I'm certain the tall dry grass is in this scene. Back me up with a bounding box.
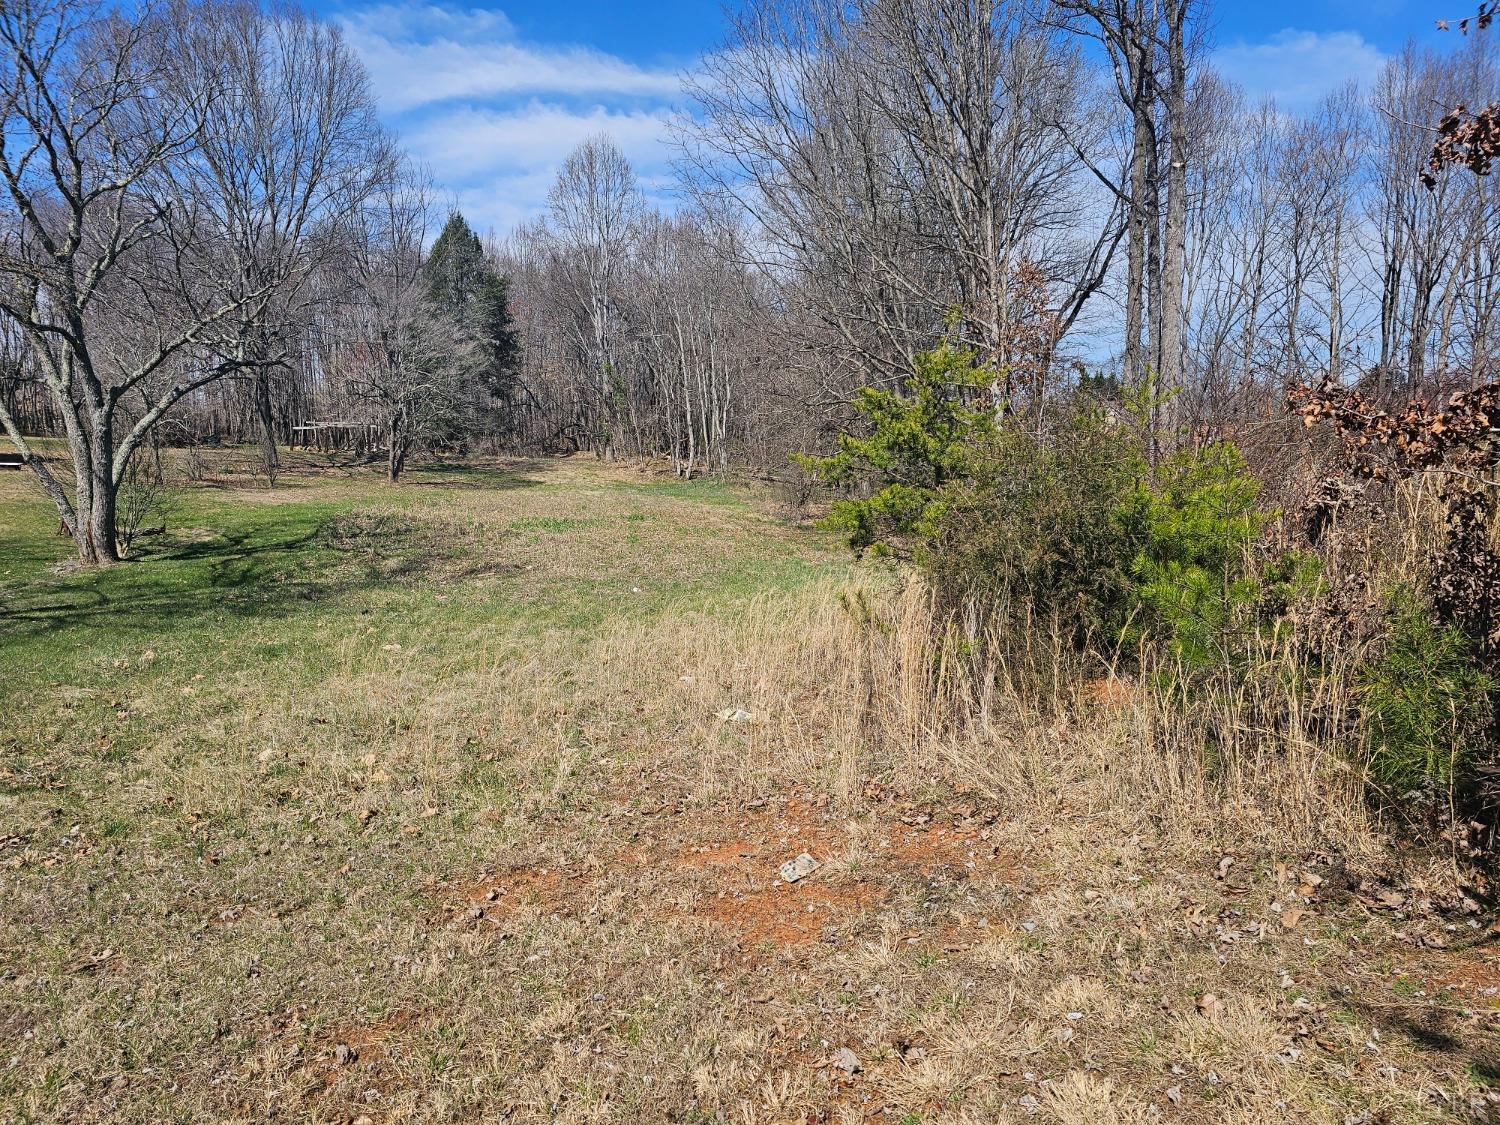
[830,580,1379,856]
[396,569,1385,864]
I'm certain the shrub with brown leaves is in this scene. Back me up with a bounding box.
[1287,380,1500,481]
[1427,5,1500,188]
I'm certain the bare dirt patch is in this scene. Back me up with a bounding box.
[1397,941,1500,1006]
[430,792,1017,959]
[303,1008,424,1090]
[1083,674,1136,708]
[695,878,885,948]
[879,818,1008,876]
[1432,950,1500,1002]
[442,865,571,926]
[669,796,840,867]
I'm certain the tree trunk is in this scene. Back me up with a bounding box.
[1159,15,1188,425]
[83,480,120,564]
[77,425,120,565]
[387,414,405,482]
[255,367,279,484]
[1124,99,1150,386]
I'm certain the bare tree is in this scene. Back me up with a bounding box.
[628,208,769,475]
[858,0,1119,401]
[545,135,640,460]
[493,217,593,452]
[1389,44,1500,390]
[325,173,471,482]
[0,0,390,563]
[0,0,207,563]
[173,1,397,485]
[680,0,1119,424]
[680,0,968,395]
[1053,0,1201,442]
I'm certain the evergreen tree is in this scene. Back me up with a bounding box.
[420,211,522,434]
[470,273,521,398]
[424,211,487,316]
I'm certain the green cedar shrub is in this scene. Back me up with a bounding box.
[1123,440,1267,668]
[1361,590,1494,797]
[793,341,996,556]
[923,405,1139,644]
[802,345,1275,664]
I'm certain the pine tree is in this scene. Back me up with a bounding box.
[421,211,522,436]
[424,212,487,317]
[470,273,521,398]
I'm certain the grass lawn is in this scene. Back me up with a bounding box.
[1,451,1497,1123]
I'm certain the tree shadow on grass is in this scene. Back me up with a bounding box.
[186,465,549,494]
[0,509,454,650]
[0,461,559,653]
[402,460,550,489]
[1339,950,1500,1096]
[1376,1006,1500,1093]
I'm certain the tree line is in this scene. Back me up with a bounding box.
[494,139,805,473]
[6,0,1500,567]
[499,0,1500,475]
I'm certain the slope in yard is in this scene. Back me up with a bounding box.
[1,455,1497,1123]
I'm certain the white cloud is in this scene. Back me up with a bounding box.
[405,103,681,235]
[338,4,682,114]
[343,3,515,42]
[334,1,687,234]
[1215,29,1387,113]
[405,102,678,177]
[447,177,553,238]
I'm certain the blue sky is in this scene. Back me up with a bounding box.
[316,0,1460,236]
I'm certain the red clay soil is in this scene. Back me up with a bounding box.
[879,820,1005,876]
[696,879,885,947]
[435,792,1013,955]
[262,1005,425,1094]
[1425,947,1500,1003]
[664,793,1011,950]
[662,797,873,948]
[449,867,567,922]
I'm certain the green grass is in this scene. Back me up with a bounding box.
[0,458,829,687]
[0,460,834,831]
[0,453,869,1121]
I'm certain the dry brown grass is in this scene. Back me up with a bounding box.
[1,455,1496,1123]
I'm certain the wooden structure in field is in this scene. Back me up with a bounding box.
[0,451,22,470]
[290,422,381,455]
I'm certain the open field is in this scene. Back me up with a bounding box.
[1,453,1499,1123]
